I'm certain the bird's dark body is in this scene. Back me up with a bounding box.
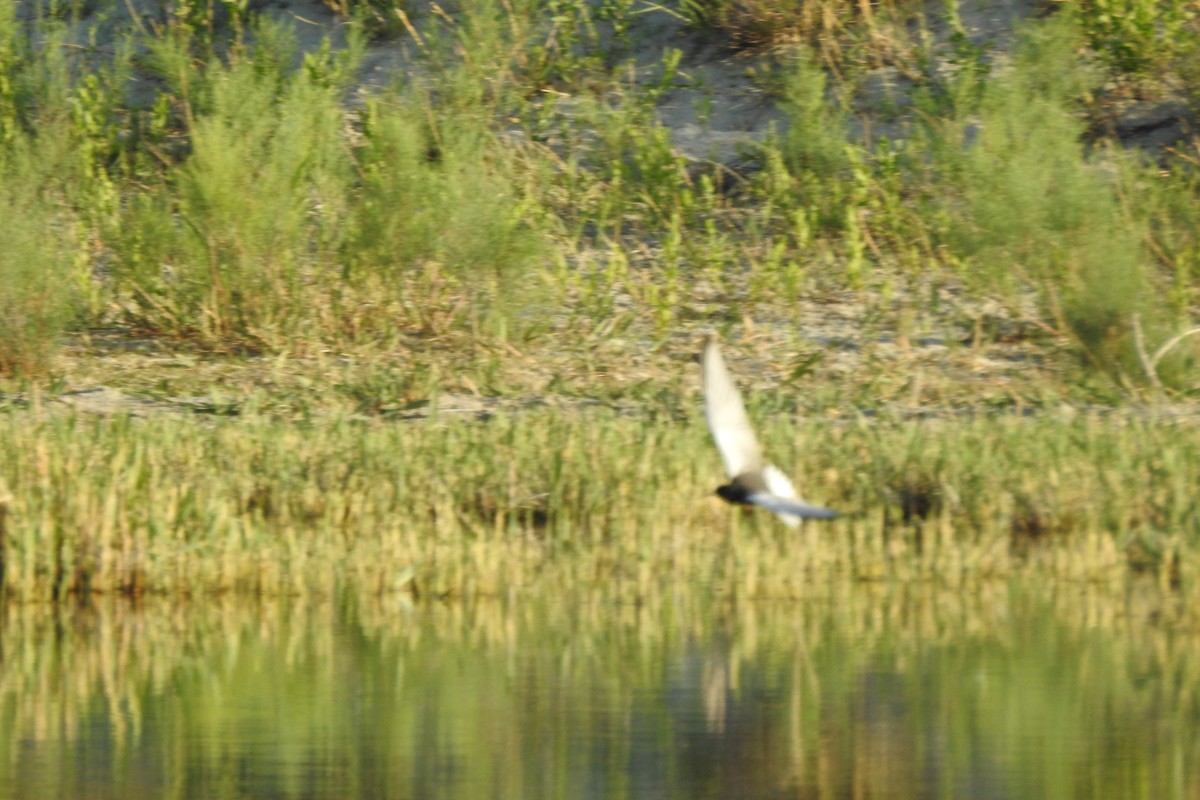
[715,484,746,504]
[715,473,768,505]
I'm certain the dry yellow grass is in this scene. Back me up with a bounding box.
[0,407,1197,601]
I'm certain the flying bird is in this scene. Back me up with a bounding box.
[702,335,837,527]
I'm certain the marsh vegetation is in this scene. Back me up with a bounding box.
[0,0,1199,601]
[3,4,1200,794]
[2,408,1199,601]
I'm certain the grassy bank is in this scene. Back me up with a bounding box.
[0,1,1198,600]
[1,408,1198,601]
[0,0,1196,391]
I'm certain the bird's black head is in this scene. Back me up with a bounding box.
[715,483,750,505]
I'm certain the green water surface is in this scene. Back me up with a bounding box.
[0,581,1195,799]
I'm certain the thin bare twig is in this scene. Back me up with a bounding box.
[1131,313,1161,391]
[1151,325,1200,372]
[1131,313,1200,392]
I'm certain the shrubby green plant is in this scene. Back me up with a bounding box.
[747,9,1199,386]
[0,151,80,377]
[774,48,852,221]
[0,1,22,147]
[321,0,407,37]
[345,93,546,339]
[1077,0,1198,79]
[755,47,935,291]
[113,21,355,348]
[0,8,126,375]
[939,16,1154,376]
[113,16,547,348]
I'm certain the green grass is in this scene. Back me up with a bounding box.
[0,172,79,376]
[0,0,1198,599]
[2,408,1199,601]
[937,17,1152,375]
[0,0,1195,382]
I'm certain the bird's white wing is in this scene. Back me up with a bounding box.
[757,464,836,526]
[746,491,839,524]
[703,337,764,478]
[762,463,798,499]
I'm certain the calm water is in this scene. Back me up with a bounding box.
[0,582,1197,799]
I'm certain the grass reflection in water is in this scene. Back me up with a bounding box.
[0,582,1196,800]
